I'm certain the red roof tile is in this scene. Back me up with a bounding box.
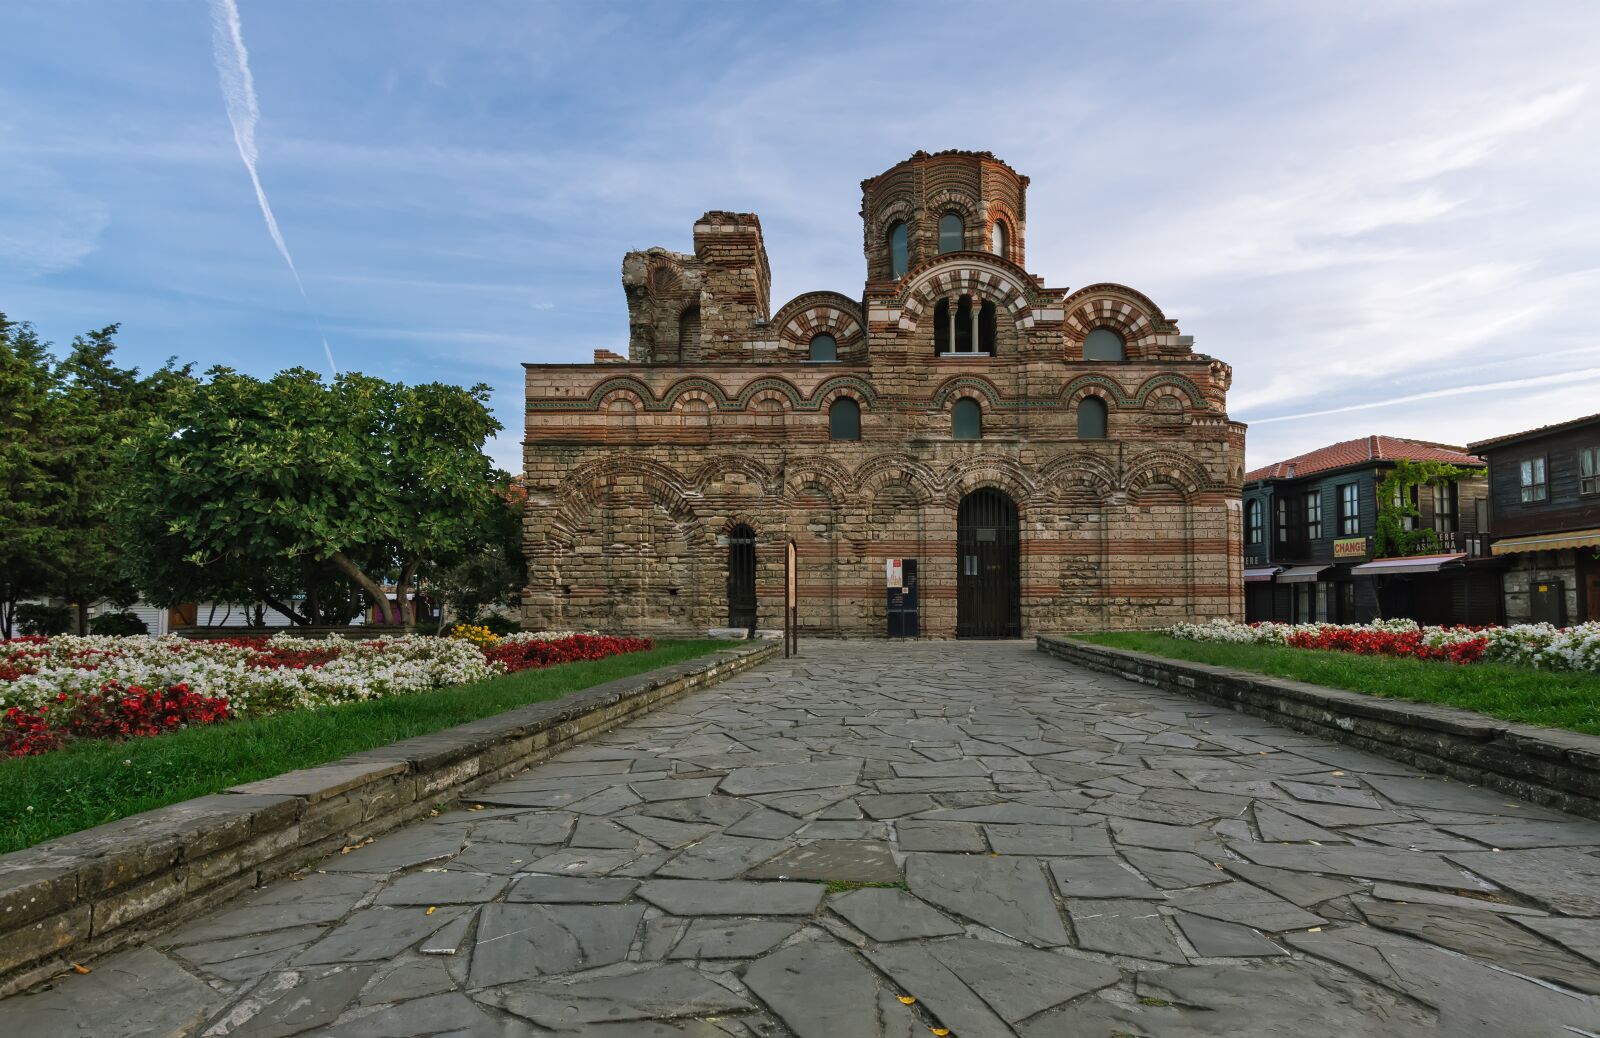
[1245,435,1483,483]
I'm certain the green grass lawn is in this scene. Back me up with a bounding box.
[0,639,727,853]
[1075,632,1600,737]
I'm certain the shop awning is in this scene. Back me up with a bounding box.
[1349,553,1466,576]
[1491,528,1600,556]
[1244,567,1280,584]
[1276,565,1328,584]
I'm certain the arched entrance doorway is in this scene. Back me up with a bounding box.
[726,523,757,634]
[957,488,1020,638]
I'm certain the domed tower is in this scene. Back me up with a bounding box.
[861,150,1028,283]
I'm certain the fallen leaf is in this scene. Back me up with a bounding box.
[931,1029,950,1036]
[426,906,436,915]
[897,995,916,1005]
[70,963,91,975]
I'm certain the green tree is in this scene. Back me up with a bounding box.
[117,368,505,626]
[0,317,65,638]
[0,315,191,636]
[429,477,527,624]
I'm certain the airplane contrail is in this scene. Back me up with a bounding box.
[1245,366,1600,425]
[209,0,338,376]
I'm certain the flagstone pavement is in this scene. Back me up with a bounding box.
[7,641,1600,1036]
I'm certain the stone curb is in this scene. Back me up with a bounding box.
[0,640,780,996]
[1037,636,1600,822]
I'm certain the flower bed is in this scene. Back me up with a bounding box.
[1168,619,1600,673]
[1,631,652,756]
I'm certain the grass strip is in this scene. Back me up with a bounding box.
[1,639,727,852]
[1074,632,1600,737]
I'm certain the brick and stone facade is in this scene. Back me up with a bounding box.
[523,150,1246,637]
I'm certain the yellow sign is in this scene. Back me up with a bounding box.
[1333,537,1368,559]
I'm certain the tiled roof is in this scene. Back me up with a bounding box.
[1467,411,1600,452]
[1245,435,1483,483]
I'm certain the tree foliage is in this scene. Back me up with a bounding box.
[1374,459,1473,558]
[0,314,192,637]
[116,368,506,626]
[429,478,527,624]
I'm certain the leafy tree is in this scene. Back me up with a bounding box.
[0,316,62,638]
[430,477,527,625]
[0,314,191,636]
[117,368,505,626]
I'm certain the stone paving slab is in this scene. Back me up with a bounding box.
[6,641,1600,1035]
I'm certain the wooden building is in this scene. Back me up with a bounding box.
[1468,413,1600,625]
[1242,436,1497,625]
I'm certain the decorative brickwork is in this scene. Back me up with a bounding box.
[525,150,1246,637]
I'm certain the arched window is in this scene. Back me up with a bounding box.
[1246,499,1263,545]
[934,296,998,355]
[829,397,861,441]
[952,398,981,440]
[808,333,837,362]
[1077,396,1108,439]
[1083,327,1126,362]
[991,220,1009,258]
[888,221,909,278]
[678,305,701,357]
[938,214,964,254]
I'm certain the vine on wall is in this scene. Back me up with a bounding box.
[1374,459,1472,558]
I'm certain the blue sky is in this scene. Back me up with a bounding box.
[3,1,1598,473]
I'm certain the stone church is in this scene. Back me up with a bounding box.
[522,150,1245,637]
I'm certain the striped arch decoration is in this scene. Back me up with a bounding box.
[1061,283,1172,361]
[1037,451,1119,497]
[1119,448,1215,495]
[897,258,1039,332]
[929,375,1003,410]
[1133,374,1207,410]
[1059,374,1133,407]
[852,453,941,504]
[940,456,1038,507]
[771,292,866,354]
[690,455,778,494]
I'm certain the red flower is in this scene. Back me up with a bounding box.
[481,634,653,674]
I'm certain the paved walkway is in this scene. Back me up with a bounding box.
[7,642,1600,1036]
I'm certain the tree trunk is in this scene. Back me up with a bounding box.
[75,598,88,636]
[331,551,397,626]
[396,560,420,627]
[0,597,13,640]
[301,558,323,626]
[260,593,307,626]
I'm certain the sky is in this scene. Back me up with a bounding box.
[3,0,1598,474]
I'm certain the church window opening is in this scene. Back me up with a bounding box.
[938,214,964,254]
[1077,396,1108,439]
[952,397,981,440]
[888,221,909,278]
[829,397,860,441]
[1083,327,1126,362]
[934,296,996,355]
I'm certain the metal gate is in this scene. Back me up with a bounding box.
[957,489,1020,638]
[727,524,757,634]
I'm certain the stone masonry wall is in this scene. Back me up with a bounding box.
[525,150,1246,637]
